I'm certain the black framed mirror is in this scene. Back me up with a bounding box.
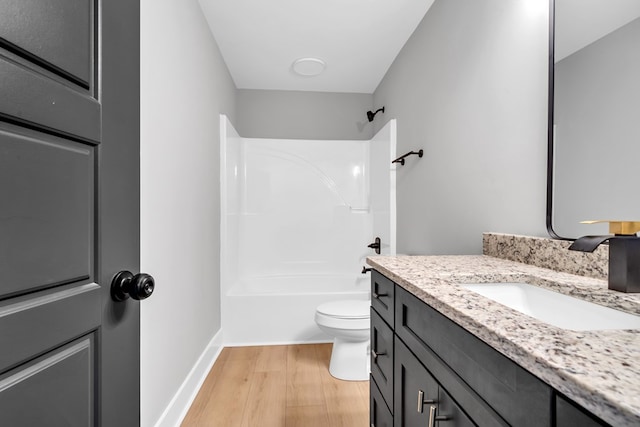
[546,0,640,240]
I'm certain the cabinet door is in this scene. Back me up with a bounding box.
[371,307,394,409]
[394,338,439,427]
[371,376,394,427]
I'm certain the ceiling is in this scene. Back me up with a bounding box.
[198,0,435,94]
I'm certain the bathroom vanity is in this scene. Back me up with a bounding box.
[368,234,640,427]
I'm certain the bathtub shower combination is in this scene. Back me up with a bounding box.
[220,115,396,345]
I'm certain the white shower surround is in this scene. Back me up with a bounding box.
[220,115,396,345]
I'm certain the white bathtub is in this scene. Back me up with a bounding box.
[220,116,395,346]
[223,274,370,345]
[229,274,369,295]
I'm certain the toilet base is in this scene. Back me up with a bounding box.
[328,337,370,381]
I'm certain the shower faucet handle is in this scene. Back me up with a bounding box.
[367,237,381,254]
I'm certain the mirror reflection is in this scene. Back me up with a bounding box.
[551,0,640,238]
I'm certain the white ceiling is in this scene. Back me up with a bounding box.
[198,0,435,94]
[555,0,640,62]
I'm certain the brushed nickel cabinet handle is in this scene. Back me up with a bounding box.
[372,349,386,361]
[417,390,435,413]
[428,405,437,427]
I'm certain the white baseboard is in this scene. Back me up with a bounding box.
[223,338,332,347]
[153,330,224,427]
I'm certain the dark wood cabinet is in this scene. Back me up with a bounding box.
[370,270,611,427]
[395,285,549,427]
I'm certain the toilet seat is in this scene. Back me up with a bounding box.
[316,300,370,319]
[315,300,370,330]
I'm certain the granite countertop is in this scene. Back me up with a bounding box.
[366,254,640,427]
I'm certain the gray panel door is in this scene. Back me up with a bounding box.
[0,0,142,425]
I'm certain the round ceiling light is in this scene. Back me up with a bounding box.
[292,57,326,77]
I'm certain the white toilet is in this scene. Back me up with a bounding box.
[315,299,370,381]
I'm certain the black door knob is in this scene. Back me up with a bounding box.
[111,271,155,302]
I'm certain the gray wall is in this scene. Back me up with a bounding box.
[140,0,236,424]
[553,18,640,238]
[237,89,374,140]
[373,0,549,255]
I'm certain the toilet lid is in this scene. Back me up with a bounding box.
[316,300,370,319]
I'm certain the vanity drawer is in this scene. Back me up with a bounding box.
[371,307,393,411]
[395,285,552,427]
[371,270,394,327]
[370,375,393,427]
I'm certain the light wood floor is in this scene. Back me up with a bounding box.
[181,343,369,427]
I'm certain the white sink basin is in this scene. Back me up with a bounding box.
[460,282,640,331]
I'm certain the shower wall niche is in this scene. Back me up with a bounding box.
[220,115,396,344]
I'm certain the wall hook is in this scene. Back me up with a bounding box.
[392,149,423,165]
